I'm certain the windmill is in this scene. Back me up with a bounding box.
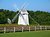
[7,3,29,25]
[18,9,29,25]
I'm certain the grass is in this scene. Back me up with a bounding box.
[0,24,37,27]
[0,24,50,27]
[0,24,18,26]
[0,30,50,37]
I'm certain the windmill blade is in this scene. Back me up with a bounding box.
[16,6,21,12]
[16,7,19,11]
[20,3,26,9]
[12,13,19,22]
[29,15,39,25]
[23,3,29,10]
[13,3,19,11]
[7,18,11,24]
[21,3,29,10]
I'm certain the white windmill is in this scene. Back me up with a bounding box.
[10,3,29,25]
[18,9,29,25]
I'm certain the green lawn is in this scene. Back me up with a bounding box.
[0,30,50,37]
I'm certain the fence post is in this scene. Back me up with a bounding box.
[22,27,24,32]
[14,27,15,32]
[4,27,6,34]
[29,26,30,32]
[45,26,47,30]
[40,26,42,30]
[35,26,36,31]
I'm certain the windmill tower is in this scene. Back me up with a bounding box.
[18,9,29,25]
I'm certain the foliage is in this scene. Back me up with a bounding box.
[0,9,50,25]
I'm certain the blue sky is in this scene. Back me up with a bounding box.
[0,0,50,12]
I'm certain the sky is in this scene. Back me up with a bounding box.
[0,0,50,12]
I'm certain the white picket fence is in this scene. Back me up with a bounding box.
[0,26,50,33]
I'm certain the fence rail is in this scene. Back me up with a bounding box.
[0,26,50,33]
